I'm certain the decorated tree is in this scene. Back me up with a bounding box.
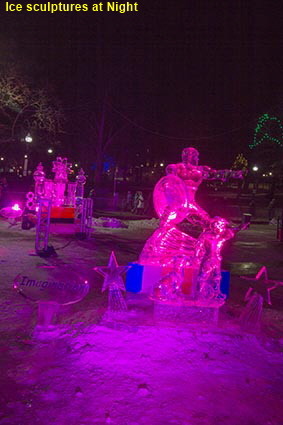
[232,153,248,171]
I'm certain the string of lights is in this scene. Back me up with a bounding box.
[250,113,283,149]
[107,103,250,142]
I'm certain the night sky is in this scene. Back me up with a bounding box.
[2,1,283,167]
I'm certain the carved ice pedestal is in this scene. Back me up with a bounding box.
[154,299,224,326]
[37,301,60,329]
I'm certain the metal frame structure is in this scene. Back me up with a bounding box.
[35,199,52,254]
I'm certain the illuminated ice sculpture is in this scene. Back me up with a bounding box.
[30,157,84,208]
[139,147,244,303]
[52,157,72,206]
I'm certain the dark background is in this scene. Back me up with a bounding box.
[1,0,283,169]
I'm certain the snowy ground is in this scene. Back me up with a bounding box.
[0,218,283,425]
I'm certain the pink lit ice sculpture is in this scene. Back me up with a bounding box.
[0,203,23,224]
[140,147,244,303]
[164,147,243,227]
[52,157,72,206]
[52,157,72,183]
[76,168,86,199]
[94,251,129,313]
[33,162,46,198]
[194,217,234,301]
[66,182,77,206]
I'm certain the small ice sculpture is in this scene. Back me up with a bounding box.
[194,217,235,301]
[14,265,90,330]
[240,266,283,331]
[52,157,72,206]
[52,157,72,183]
[0,203,23,225]
[33,162,46,198]
[94,251,129,313]
[76,168,87,199]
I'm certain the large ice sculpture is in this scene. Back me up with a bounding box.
[140,147,244,303]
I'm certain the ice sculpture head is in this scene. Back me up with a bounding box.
[210,217,228,234]
[182,147,199,166]
[210,216,234,241]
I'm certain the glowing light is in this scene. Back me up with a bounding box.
[12,203,21,211]
[0,157,4,161]
[24,154,28,159]
[160,163,164,167]
[25,133,33,143]
[252,165,259,172]
[48,148,53,154]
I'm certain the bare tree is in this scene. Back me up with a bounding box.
[84,100,127,184]
[0,68,64,144]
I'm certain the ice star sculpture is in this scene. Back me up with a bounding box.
[240,266,283,305]
[94,252,129,312]
[239,266,283,332]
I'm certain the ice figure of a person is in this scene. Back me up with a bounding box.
[194,217,235,301]
[164,147,243,227]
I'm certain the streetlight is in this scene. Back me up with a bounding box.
[47,148,53,154]
[23,133,33,176]
[252,165,259,193]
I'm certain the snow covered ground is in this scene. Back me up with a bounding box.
[0,218,283,425]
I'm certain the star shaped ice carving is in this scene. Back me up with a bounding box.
[240,266,283,305]
[94,251,129,292]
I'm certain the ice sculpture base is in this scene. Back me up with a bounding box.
[154,299,224,326]
[37,301,60,329]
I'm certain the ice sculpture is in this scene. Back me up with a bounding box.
[52,156,72,183]
[29,157,85,208]
[14,265,90,329]
[140,147,245,303]
[194,217,235,301]
[52,157,72,206]
[0,203,23,224]
[239,266,283,332]
[76,168,87,199]
[33,162,46,198]
[159,147,243,227]
[153,257,185,301]
[94,252,129,313]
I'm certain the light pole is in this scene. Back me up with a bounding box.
[252,165,259,193]
[23,133,33,176]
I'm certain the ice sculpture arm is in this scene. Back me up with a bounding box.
[202,167,244,181]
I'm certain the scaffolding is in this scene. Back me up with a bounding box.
[35,199,52,254]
